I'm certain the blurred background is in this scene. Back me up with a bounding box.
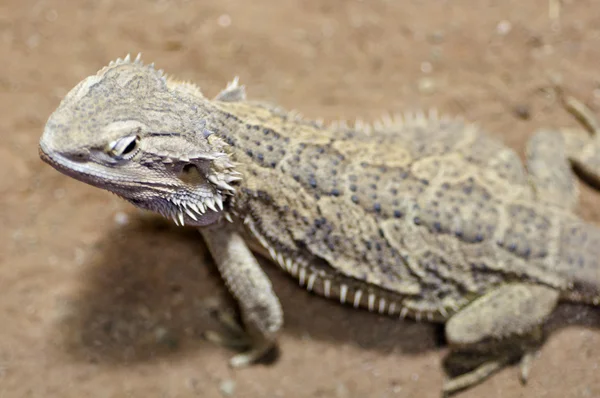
[1,0,600,397]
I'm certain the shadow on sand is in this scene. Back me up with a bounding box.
[57,214,441,365]
[56,214,600,370]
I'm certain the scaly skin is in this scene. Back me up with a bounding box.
[39,55,600,395]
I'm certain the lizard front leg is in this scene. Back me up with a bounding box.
[526,92,600,210]
[200,222,283,367]
[442,283,559,395]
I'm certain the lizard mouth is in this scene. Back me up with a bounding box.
[38,142,135,190]
[38,142,102,185]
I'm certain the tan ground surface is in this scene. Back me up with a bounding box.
[2,0,600,397]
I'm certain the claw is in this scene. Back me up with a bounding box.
[563,95,600,135]
[442,360,505,396]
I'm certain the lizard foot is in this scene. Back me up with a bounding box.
[442,359,507,396]
[202,304,276,368]
[442,348,539,396]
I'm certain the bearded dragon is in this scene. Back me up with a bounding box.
[38,54,600,395]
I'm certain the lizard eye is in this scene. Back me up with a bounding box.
[108,135,139,159]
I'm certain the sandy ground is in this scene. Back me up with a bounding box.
[2,0,600,397]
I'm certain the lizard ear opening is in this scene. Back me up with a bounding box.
[178,163,208,185]
[182,163,195,173]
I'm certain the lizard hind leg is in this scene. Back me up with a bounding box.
[442,283,559,395]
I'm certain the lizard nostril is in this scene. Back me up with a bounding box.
[67,152,88,162]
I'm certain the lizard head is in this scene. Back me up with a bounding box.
[39,54,241,226]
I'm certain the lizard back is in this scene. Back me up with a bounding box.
[209,100,599,320]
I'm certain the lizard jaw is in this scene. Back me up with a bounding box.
[41,143,234,228]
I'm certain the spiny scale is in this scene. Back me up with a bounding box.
[104,53,168,83]
[330,108,446,135]
[165,191,231,226]
[245,217,449,321]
